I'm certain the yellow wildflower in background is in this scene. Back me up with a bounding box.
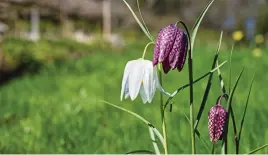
[252,48,263,57]
[255,34,265,44]
[232,30,244,41]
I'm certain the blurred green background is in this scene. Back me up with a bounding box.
[0,0,267,154]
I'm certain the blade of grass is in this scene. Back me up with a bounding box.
[196,130,211,153]
[221,68,244,154]
[149,126,161,154]
[164,61,227,110]
[247,144,268,154]
[216,59,239,154]
[100,100,149,124]
[228,44,234,93]
[181,109,211,152]
[100,100,164,151]
[217,61,238,139]
[152,127,165,147]
[189,1,214,152]
[194,32,223,131]
[191,0,215,54]
[180,108,211,152]
[237,73,255,153]
[122,0,153,42]
[136,0,154,41]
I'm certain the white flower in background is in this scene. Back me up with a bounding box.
[120,58,170,103]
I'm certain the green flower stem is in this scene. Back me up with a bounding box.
[188,50,196,154]
[158,64,168,155]
[142,42,155,59]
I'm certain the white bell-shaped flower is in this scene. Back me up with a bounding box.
[120,58,169,103]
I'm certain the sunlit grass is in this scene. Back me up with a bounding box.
[0,38,267,153]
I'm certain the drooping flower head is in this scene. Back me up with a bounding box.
[208,96,227,143]
[120,59,159,103]
[153,24,188,73]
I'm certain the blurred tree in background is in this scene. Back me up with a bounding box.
[0,0,267,36]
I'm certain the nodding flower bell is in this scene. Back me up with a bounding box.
[208,96,227,143]
[153,24,188,73]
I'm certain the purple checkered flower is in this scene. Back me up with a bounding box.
[153,24,188,73]
[208,104,227,143]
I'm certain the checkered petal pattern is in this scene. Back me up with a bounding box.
[208,105,227,143]
[153,24,188,73]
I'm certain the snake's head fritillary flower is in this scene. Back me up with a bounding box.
[208,104,227,143]
[120,59,161,103]
[153,24,188,73]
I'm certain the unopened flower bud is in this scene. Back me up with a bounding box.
[208,102,227,143]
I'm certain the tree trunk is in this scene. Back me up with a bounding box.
[103,0,111,40]
[30,6,40,41]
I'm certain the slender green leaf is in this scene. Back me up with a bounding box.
[122,0,153,42]
[216,59,239,154]
[216,61,238,139]
[238,73,255,141]
[149,126,161,154]
[195,130,211,153]
[126,150,155,154]
[247,144,268,154]
[221,68,244,154]
[191,0,215,54]
[164,61,227,110]
[216,60,227,94]
[136,0,154,41]
[217,61,238,139]
[228,44,234,93]
[100,100,149,124]
[194,32,223,130]
[152,127,165,147]
[179,108,210,152]
[101,100,164,152]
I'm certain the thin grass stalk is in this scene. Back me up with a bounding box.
[149,126,161,154]
[228,44,234,93]
[237,73,255,153]
[164,61,227,110]
[188,1,215,152]
[217,61,239,154]
[247,144,268,154]
[220,68,244,154]
[136,0,154,41]
[181,108,211,152]
[194,32,223,131]
[101,100,165,151]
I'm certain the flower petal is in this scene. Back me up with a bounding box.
[208,105,227,142]
[158,24,178,62]
[128,59,144,101]
[120,60,135,101]
[124,84,130,99]
[139,85,148,103]
[149,67,157,103]
[142,60,154,103]
[162,58,171,74]
[177,33,188,71]
[169,30,184,69]
[153,29,164,66]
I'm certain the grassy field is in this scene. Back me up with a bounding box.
[0,37,267,153]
